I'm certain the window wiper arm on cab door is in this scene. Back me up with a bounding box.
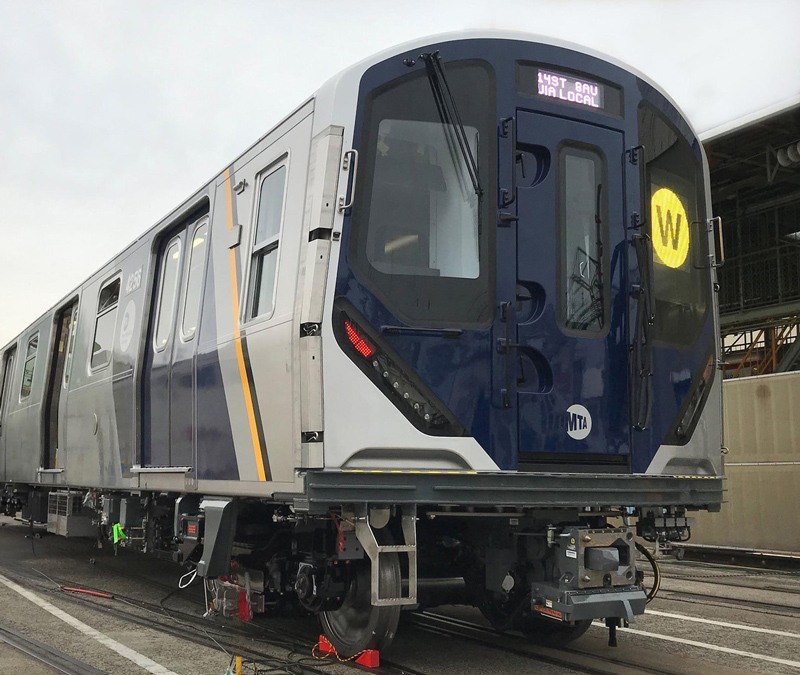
[420,51,483,199]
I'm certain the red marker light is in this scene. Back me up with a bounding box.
[344,320,376,359]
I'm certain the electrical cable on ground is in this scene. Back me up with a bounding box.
[23,565,334,675]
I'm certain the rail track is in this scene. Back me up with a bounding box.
[656,588,800,618]
[403,611,675,675]
[0,559,658,675]
[0,622,106,675]
[3,550,798,675]
[0,563,340,675]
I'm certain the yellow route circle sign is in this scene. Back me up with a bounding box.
[651,187,690,269]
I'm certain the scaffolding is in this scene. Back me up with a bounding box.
[722,317,800,378]
[718,200,800,316]
[717,195,800,378]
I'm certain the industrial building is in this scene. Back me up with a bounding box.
[692,99,800,553]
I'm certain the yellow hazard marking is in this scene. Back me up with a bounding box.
[224,168,268,482]
[651,187,690,269]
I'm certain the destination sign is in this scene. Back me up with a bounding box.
[537,69,605,109]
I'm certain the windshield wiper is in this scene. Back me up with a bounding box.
[594,182,605,328]
[631,231,654,430]
[420,51,483,198]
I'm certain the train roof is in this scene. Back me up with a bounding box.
[313,29,700,138]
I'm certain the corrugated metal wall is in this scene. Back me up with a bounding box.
[690,372,800,552]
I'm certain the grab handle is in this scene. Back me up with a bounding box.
[711,216,725,267]
[626,145,647,229]
[337,149,359,213]
[499,117,517,208]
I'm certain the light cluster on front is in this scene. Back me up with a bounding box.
[341,316,451,431]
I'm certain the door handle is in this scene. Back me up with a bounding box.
[497,338,524,354]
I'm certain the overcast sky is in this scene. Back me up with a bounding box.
[1,0,799,348]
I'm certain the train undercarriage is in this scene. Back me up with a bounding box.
[1,475,709,656]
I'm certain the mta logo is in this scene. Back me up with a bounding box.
[566,404,592,440]
[568,412,589,431]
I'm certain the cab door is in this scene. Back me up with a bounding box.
[511,111,630,464]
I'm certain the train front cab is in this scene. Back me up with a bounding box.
[314,37,724,654]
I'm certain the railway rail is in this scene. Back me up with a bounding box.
[404,612,674,675]
[657,589,800,618]
[0,562,426,675]
[0,622,106,675]
[653,560,800,617]
[0,563,664,675]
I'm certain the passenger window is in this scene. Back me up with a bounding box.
[62,303,79,388]
[250,164,287,318]
[154,238,182,349]
[20,333,39,399]
[181,220,208,340]
[559,147,606,333]
[91,278,120,370]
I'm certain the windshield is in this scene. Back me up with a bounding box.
[366,119,480,279]
[349,60,495,326]
[639,104,709,345]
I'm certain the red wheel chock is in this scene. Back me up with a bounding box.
[317,635,380,668]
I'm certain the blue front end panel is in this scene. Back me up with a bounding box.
[334,38,716,474]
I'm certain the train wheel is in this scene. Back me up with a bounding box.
[517,614,592,646]
[319,553,401,657]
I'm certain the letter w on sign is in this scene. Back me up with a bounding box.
[656,205,682,250]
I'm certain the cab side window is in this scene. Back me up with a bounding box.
[250,164,287,318]
[91,278,120,370]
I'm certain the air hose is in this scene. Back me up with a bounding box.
[635,541,661,603]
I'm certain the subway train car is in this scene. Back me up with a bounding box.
[0,31,724,655]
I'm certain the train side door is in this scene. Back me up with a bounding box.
[511,111,630,464]
[0,347,17,474]
[142,214,210,467]
[169,218,210,467]
[42,301,78,469]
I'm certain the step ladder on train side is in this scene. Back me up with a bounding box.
[355,504,417,606]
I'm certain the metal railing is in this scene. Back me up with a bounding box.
[722,318,800,378]
[719,244,800,314]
